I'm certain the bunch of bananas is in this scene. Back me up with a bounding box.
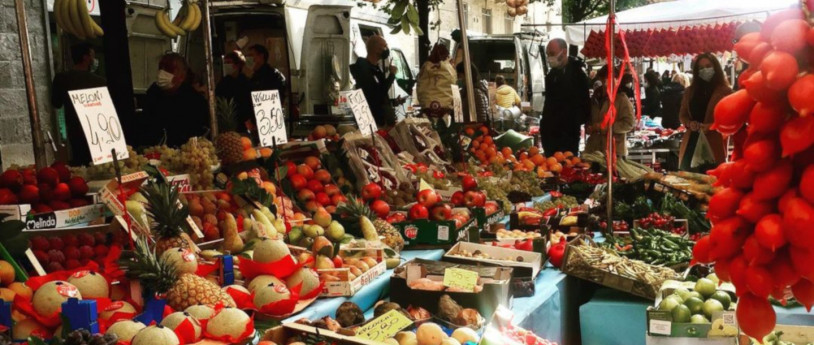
[54,0,104,39]
[155,0,202,39]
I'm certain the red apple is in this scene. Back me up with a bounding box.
[38,183,54,202]
[304,200,320,213]
[450,191,465,207]
[0,188,17,205]
[68,198,89,208]
[53,183,71,201]
[361,183,382,200]
[297,189,316,202]
[431,203,452,221]
[461,175,478,192]
[19,184,39,204]
[331,194,347,205]
[306,179,324,193]
[290,174,307,190]
[285,161,298,178]
[32,203,52,214]
[370,200,391,218]
[50,161,71,182]
[36,167,60,188]
[416,189,440,207]
[324,184,340,196]
[314,170,332,184]
[484,201,499,215]
[49,200,70,211]
[0,170,22,192]
[408,204,429,220]
[315,192,331,206]
[297,164,314,180]
[451,215,467,228]
[464,191,486,208]
[21,169,37,186]
[386,213,407,223]
[67,177,89,197]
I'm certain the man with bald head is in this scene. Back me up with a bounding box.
[541,38,591,156]
[350,35,398,127]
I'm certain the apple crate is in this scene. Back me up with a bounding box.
[0,203,105,230]
[21,223,127,276]
[392,212,479,249]
[316,246,387,297]
[470,200,506,232]
[646,280,738,339]
[443,241,543,279]
[98,171,204,241]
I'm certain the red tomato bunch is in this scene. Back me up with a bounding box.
[693,8,814,341]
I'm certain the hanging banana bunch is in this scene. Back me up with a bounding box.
[155,0,202,40]
[54,0,104,39]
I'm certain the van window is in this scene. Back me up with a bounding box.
[314,15,343,35]
[469,40,517,83]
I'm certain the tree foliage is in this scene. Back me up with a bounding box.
[562,0,648,23]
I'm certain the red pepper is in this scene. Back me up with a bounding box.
[515,239,534,251]
[550,191,563,198]
[543,208,558,217]
[548,242,567,268]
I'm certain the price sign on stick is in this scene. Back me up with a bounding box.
[452,85,463,123]
[443,267,478,292]
[342,90,377,136]
[355,309,413,342]
[69,87,128,165]
[251,90,287,147]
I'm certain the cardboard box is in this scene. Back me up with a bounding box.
[736,325,814,344]
[443,241,543,279]
[393,214,479,249]
[261,323,383,345]
[470,201,506,232]
[317,246,387,297]
[646,280,738,338]
[22,223,120,276]
[389,258,512,318]
[0,204,105,230]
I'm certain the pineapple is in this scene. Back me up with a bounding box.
[121,237,236,311]
[337,196,404,252]
[214,97,245,165]
[141,178,193,255]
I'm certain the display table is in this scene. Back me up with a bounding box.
[283,249,445,323]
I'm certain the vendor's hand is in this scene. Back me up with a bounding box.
[689,121,701,132]
[389,65,398,75]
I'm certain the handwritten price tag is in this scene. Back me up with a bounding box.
[251,90,287,147]
[443,268,478,292]
[68,87,128,165]
[342,90,377,136]
[355,309,413,342]
[451,85,463,123]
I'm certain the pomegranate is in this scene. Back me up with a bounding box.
[736,292,776,341]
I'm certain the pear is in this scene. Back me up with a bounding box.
[314,255,335,270]
[272,219,285,236]
[326,221,346,242]
[313,208,332,228]
[288,227,304,245]
[312,236,334,257]
[223,213,244,253]
[303,224,324,238]
[359,216,379,242]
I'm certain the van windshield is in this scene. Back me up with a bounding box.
[469,40,516,83]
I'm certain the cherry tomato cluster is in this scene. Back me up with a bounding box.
[637,213,676,230]
[499,324,558,345]
[599,220,629,232]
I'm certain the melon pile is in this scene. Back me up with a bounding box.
[692,7,814,341]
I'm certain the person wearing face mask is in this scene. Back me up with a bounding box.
[51,43,106,166]
[349,35,398,127]
[642,70,662,120]
[584,65,636,157]
[455,63,491,122]
[142,53,209,147]
[216,50,253,133]
[245,44,286,103]
[677,52,731,171]
[541,38,591,156]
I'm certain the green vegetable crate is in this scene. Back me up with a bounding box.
[646,280,738,339]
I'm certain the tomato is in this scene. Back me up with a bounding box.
[743,235,776,266]
[714,257,732,283]
[748,102,788,135]
[769,249,801,288]
[707,188,746,221]
[743,71,786,104]
[691,235,712,264]
[728,255,750,294]
[734,32,762,58]
[707,162,735,187]
[747,42,773,66]
[760,51,800,91]
[736,292,777,341]
[728,160,755,190]
[800,165,814,204]
[736,193,776,223]
[761,9,805,41]
[746,264,774,298]
[788,74,814,118]
[780,115,814,157]
[548,242,566,268]
[790,247,814,280]
[709,217,749,261]
[783,198,814,248]
[791,278,814,311]
[743,139,781,172]
[778,188,799,214]
[771,19,810,53]
[752,159,793,200]
[712,90,754,135]
[755,214,787,251]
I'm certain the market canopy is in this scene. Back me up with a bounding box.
[565,0,799,47]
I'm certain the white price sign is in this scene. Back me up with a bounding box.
[343,90,377,136]
[69,87,128,165]
[251,90,287,147]
[451,85,463,123]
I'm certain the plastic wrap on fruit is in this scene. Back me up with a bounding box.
[254,283,300,317]
[237,253,298,280]
[453,308,483,328]
[408,278,445,291]
[406,305,431,320]
[223,285,253,310]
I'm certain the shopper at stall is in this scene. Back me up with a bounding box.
[246,44,286,103]
[678,53,731,171]
[350,35,398,127]
[142,53,209,147]
[416,43,456,118]
[495,75,521,109]
[661,70,672,85]
[642,71,662,119]
[584,65,636,157]
[216,50,253,133]
[619,73,635,99]
[455,63,492,122]
[541,38,591,156]
[660,73,686,130]
[51,43,106,166]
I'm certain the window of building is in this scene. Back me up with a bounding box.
[463,4,469,28]
[482,9,492,34]
[505,14,514,33]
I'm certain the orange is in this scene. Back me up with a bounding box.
[479,126,489,134]
[313,125,328,139]
[523,160,536,170]
[490,156,503,165]
[0,288,14,302]
[304,156,322,170]
[243,149,258,161]
[564,151,574,158]
[537,166,547,178]
[529,146,540,156]
[7,283,30,300]
[547,157,559,166]
[291,212,306,226]
[259,147,273,159]
[0,261,14,285]
[241,137,253,150]
[530,154,546,166]
[465,128,475,136]
[518,152,528,161]
[501,147,513,157]
[483,136,493,145]
[472,139,481,149]
[484,147,497,158]
[262,181,277,195]
[550,162,563,173]
[571,157,582,164]
[553,152,565,162]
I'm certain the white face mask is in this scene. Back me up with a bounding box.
[626,82,633,89]
[548,52,563,69]
[699,67,715,82]
[90,58,99,73]
[246,56,255,69]
[157,70,175,90]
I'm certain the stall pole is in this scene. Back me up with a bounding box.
[202,0,218,138]
[606,0,616,236]
[99,0,136,145]
[14,0,47,169]
[455,0,477,122]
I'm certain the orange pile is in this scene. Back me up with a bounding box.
[465,126,582,176]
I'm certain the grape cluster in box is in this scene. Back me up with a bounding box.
[285,156,348,215]
[0,162,90,213]
[29,228,125,273]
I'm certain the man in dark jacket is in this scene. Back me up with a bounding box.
[246,44,286,103]
[52,43,106,166]
[350,35,397,127]
[216,50,252,132]
[142,53,209,147]
[542,38,591,156]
